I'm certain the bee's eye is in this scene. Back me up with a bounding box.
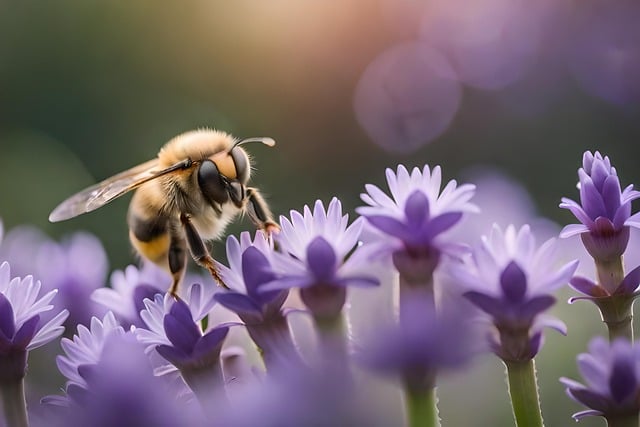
[198,160,229,204]
[230,147,249,184]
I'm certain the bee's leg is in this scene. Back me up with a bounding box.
[245,187,280,233]
[167,232,188,297]
[179,213,228,289]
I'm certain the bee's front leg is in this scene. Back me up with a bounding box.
[245,187,280,234]
[179,213,228,289]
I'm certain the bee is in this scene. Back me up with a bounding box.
[49,129,279,295]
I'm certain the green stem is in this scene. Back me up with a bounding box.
[0,380,29,427]
[313,313,349,365]
[595,257,625,295]
[405,387,440,427]
[595,296,635,342]
[504,359,544,427]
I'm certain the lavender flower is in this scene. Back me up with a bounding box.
[92,262,168,328]
[560,151,640,262]
[267,198,379,320]
[0,261,69,380]
[452,225,578,361]
[357,164,477,261]
[45,331,200,427]
[561,337,640,422]
[358,301,476,394]
[213,232,301,371]
[136,284,228,405]
[35,232,108,328]
[49,312,125,404]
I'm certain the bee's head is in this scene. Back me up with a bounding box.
[197,137,275,207]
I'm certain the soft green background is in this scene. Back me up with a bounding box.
[1,2,639,426]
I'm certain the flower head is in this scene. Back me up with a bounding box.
[267,198,379,319]
[561,337,640,421]
[560,151,640,261]
[53,312,125,397]
[92,262,168,328]
[0,262,68,381]
[451,225,578,361]
[357,164,477,258]
[214,232,286,323]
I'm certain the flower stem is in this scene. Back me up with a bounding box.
[0,379,29,427]
[595,296,635,342]
[313,313,349,364]
[405,387,440,427]
[606,414,640,427]
[504,359,544,427]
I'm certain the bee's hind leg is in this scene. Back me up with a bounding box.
[167,233,188,297]
[179,213,228,289]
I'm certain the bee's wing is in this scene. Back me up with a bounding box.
[49,158,193,222]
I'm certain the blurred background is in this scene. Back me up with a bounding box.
[1,0,639,425]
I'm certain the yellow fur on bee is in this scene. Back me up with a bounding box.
[129,230,170,263]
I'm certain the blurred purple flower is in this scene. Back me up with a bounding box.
[35,232,108,328]
[567,0,640,106]
[357,164,477,259]
[0,261,68,381]
[266,198,379,319]
[358,301,477,393]
[452,225,578,361]
[353,41,461,153]
[44,332,200,427]
[561,337,640,421]
[50,312,125,402]
[92,262,167,328]
[560,151,640,263]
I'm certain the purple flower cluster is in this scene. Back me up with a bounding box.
[6,150,640,426]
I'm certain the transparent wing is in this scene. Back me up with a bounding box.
[49,158,192,222]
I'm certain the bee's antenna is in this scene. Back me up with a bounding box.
[232,137,276,150]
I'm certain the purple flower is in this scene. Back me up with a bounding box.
[214,232,287,324]
[35,232,108,328]
[135,283,228,404]
[267,198,379,319]
[0,261,68,381]
[357,165,477,259]
[44,332,200,427]
[358,301,477,393]
[214,232,302,370]
[561,337,640,421]
[560,151,640,261]
[50,312,125,402]
[452,225,578,361]
[92,262,167,328]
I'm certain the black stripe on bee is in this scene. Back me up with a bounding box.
[129,214,169,242]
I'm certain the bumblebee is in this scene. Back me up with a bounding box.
[50,129,278,295]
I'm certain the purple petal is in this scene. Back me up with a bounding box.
[559,198,594,229]
[156,344,190,366]
[609,356,637,403]
[0,293,15,340]
[306,236,337,282]
[404,191,430,228]
[601,175,623,219]
[12,315,40,349]
[527,331,543,358]
[193,327,229,360]
[571,410,605,421]
[241,246,277,301]
[559,223,590,238]
[164,301,200,353]
[580,179,607,219]
[613,201,632,229]
[464,291,504,318]
[500,261,527,303]
[615,265,640,295]
[214,292,262,317]
[570,276,607,297]
[365,215,411,241]
[592,216,616,234]
[334,275,380,288]
[133,285,163,315]
[423,211,463,240]
[521,296,556,320]
[567,388,610,412]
